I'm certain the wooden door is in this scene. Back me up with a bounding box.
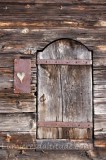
[37,39,92,143]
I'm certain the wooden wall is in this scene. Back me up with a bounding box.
[0,0,106,151]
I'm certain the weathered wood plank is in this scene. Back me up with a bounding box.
[58,40,92,139]
[94,58,106,67]
[0,20,106,29]
[37,42,63,139]
[0,3,106,27]
[0,28,105,55]
[94,114,106,140]
[0,99,36,113]
[0,132,36,149]
[95,139,106,148]
[0,0,106,4]
[0,93,35,99]
[0,113,36,131]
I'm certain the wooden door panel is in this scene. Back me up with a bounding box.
[37,39,92,140]
[37,43,63,139]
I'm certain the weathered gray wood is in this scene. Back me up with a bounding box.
[94,67,106,143]
[37,42,63,139]
[0,113,36,131]
[58,40,92,139]
[0,0,105,149]
[94,139,106,148]
[94,114,106,139]
[0,99,36,113]
[37,39,92,140]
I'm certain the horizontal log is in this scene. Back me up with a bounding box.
[0,20,106,29]
[0,0,106,4]
[0,28,105,55]
[94,114,106,139]
[94,91,106,98]
[0,132,93,150]
[0,113,36,131]
[0,4,105,20]
[0,98,36,113]
[0,93,35,99]
[94,139,106,148]
[0,55,36,68]
[94,58,106,67]
[0,132,36,149]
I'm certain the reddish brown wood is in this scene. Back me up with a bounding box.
[38,121,93,128]
[37,59,92,65]
[14,59,31,93]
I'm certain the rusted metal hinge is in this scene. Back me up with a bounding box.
[37,59,92,65]
[37,121,92,129]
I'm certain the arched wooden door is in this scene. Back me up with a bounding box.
[36,39,93,150]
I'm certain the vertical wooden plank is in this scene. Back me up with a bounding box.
[58,40,92,139]
[37,43,62,139]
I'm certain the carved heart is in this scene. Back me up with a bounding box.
[17,72,25,83]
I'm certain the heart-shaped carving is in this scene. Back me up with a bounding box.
[17,72,25,83]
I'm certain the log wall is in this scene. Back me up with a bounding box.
[0,0,106,152]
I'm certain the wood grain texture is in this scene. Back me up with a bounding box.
[0,28,105,55]
[0,150,94,160]
[0,113,36,132]
[59,40,92,139]
[0,98,36,113]
[0,2,105,34]
[0,0,106,4]
[37,39,92,140]
[0,0,105,149]
[37,42,63,139]
[0,132,36,149]
[0,56,36,95]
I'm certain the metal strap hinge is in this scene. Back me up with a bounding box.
[37,121,92,129]
[37,59,92,65]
